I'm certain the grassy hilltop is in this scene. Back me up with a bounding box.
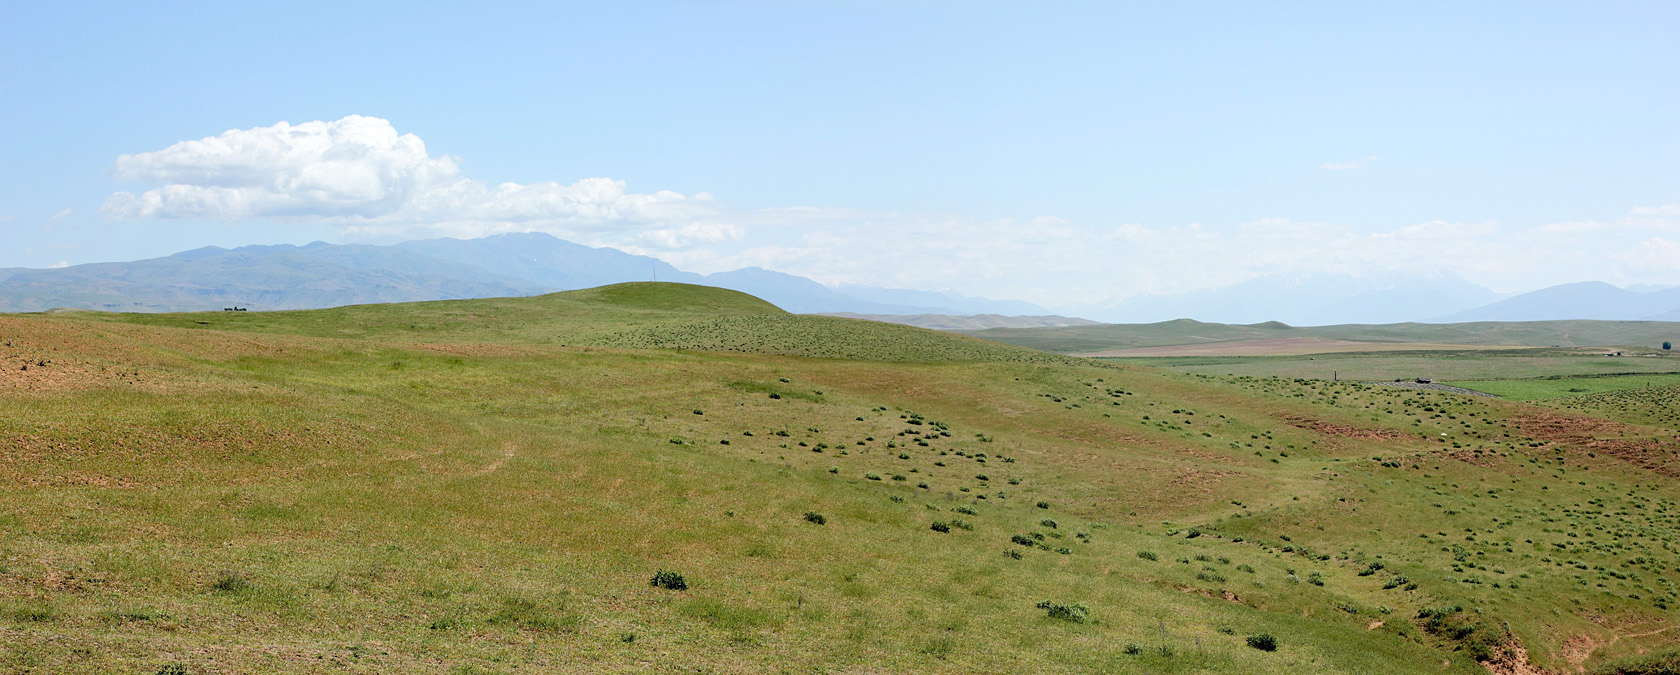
[4,283,1680,674]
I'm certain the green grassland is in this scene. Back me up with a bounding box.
[1544,385,1680,429]
[1445,373,1680,402]
[967,318,1680,354]
[1117,350,1680,382]
[4,283,1680,674]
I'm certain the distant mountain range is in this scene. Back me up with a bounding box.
[1076,272,1506,325]
[0,233,1052,316]
[1077,275,1680,326]
[4,234,1676,324]
[1435,281,1680,322]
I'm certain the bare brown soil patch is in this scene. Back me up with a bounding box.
[1561,633,1607,673]
[1516,411,1680,477]
[1282,415,1411,440]
[1482,640,1547,675]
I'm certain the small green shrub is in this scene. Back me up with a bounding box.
[1137,551,1158,561]
[804,512,826,525]
[1036,501,1051,509]
[930,521,951,533]
[953,505,978,515]
[865,472,882,481]
[1011,534,1035,546]
[1036,600,1090,623]
[1040,519,1058,529]
[1246,633,1278,651]
[650,570,689,590]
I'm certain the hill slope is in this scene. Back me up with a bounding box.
[5,283,1680,674]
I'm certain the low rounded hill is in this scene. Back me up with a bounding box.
[82,282,1081,364]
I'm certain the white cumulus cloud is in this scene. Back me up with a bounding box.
[102,115,715,242]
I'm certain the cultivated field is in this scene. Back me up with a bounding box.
[4,284,1680,674]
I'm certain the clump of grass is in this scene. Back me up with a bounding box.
[1137,551,1158,561]
[1011,534,1035,546]
[650,570,689,590]
[1036,600,1089,623]
[4,602,53,622]
[804,512,827,525]
[1246,633,1278,651]
[1036,501,1051,509]
[211,570,250,593]
[488,596,580,632]
[1040,519,1058,529]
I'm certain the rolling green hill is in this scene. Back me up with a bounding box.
[4,283,1680,674]
[75,282,1077,364]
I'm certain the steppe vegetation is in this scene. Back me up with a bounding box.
[3,283,1680,674]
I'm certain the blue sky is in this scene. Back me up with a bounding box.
[3,1,1678,308]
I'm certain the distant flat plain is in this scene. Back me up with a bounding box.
[1073,337,1524,358]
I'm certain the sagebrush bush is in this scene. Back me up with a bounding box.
[1246,633,1278,651]
[804,512,826,525]
[930,521,951,533]
[1137,551,1158,561]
